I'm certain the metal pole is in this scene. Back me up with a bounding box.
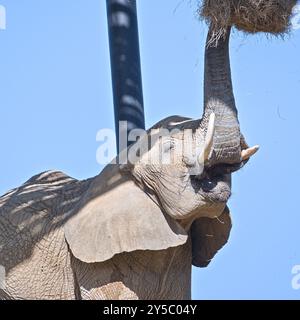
[106,0,145,153]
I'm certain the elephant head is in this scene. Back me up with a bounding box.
[125,25,258,226]
[65,25,258,269]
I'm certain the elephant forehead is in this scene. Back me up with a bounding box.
[149,115,202,132]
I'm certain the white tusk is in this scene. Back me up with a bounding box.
[241,145,260,161]
[198,113,216,164]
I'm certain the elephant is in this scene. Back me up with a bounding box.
[0,25,258,300]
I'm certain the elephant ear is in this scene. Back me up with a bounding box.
[191,207,232,268]
[64,169,188,264]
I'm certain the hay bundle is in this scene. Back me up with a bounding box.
[200,0,297,42]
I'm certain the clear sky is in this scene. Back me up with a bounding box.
[0,0,299,300]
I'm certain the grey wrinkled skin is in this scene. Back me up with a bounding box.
[0,113,237,300]
[0,166,230,300]
[0,26,251,300]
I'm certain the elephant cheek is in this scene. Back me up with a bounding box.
[160,194,202,221]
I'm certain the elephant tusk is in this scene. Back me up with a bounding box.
[241,145,260,161]
[198,113,216,164]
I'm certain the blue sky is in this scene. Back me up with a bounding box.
[0,0,300,299]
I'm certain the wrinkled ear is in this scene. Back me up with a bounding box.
[191,206,232,268]
[64,172,188,264]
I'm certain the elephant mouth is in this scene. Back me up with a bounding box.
[190,160,246,204]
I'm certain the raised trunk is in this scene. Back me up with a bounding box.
[202,25,241,166]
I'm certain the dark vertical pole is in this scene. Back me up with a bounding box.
[106,0,145,153]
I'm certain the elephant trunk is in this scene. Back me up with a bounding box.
[201,25,241,166]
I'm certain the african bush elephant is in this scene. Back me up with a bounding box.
[0,26,258,300]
